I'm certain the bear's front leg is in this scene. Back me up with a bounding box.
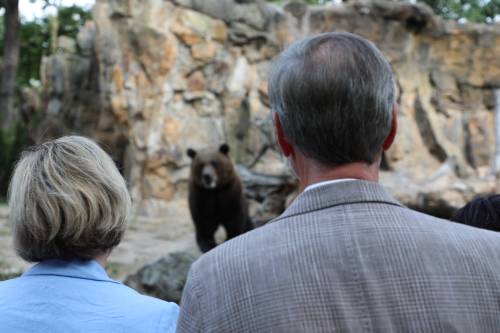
[196,227,217,253]
[223,219,246,240]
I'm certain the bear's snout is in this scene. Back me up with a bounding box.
[202,174,212,184]
[201,164,218,189]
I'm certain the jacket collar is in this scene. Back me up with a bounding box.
[273,179,404,223]
[23,259,119,284]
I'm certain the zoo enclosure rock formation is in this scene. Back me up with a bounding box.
[39,0,500,218]
[124,250,199,304]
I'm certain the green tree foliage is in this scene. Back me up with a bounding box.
[17,19,47,86]
[420,0,500,23]
[0,5,91,86]
[57,5,91,39]
[269,0,499,23]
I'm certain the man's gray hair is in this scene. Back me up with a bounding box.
[8,136,131,262]
[268,32,395,165]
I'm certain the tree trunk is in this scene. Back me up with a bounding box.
[0,0,20,129]
[49,14,59,54]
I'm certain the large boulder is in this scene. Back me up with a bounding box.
[0,266,22,281]
[124,251,199,303]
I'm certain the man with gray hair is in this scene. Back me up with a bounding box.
[177,32,500,332]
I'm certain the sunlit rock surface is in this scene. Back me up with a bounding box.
[37,0,500,219]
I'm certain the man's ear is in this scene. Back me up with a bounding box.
[187,148,197,159]
[272,112,293,157]
[382,104,398,151]
[219,144,229,155]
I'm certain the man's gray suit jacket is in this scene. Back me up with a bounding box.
[177,180,500,332]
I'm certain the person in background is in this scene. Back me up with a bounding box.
[451,194,500,232]
[177,32,500,332]
[0,136,178,332]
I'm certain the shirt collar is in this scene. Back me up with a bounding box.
[303,178,357,192]
[23,259,119,284]
[272,179,404,223]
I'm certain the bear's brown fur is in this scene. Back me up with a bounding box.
[187,144,253,252]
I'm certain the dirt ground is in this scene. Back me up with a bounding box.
[0,199,200,281]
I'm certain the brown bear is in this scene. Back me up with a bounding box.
[186,144,253,252]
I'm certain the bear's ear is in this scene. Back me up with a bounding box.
[219,144,230,155]
[187,148,197,159]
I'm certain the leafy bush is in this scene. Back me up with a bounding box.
[267,0,500,23]
[420,0,500,23]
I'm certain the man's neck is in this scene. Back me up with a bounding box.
[292,153,381,192]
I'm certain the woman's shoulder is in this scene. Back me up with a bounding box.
[106,282,179,330]
[0,275,23,296]
[113,281,179,310]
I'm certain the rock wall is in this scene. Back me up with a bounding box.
[39,0,500,218]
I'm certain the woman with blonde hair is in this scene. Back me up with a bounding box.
[0,136,178,332]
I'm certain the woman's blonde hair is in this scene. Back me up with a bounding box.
[8,136,131,262]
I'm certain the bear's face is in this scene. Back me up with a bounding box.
[187,144,235,190]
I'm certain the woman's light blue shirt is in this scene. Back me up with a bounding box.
[0,259,179,332]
